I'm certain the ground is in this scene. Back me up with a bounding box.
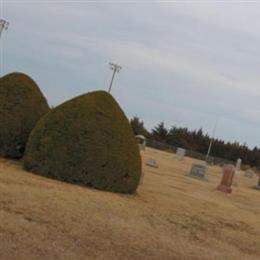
[0,147,260,260]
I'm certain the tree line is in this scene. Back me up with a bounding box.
[130,116,260,167]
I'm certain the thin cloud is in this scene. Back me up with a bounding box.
[3,1,260,147]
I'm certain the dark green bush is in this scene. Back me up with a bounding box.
[0,72,50,158]
[24,91,142,194]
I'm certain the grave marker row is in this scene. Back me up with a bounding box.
[140,148,260,193]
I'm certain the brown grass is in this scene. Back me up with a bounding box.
[0,147,260,260]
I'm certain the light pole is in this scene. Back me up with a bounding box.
[205,119,218,163]
[0,19,9,76]
[108,62,121,93]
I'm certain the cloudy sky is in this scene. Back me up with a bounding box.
[1,0,260,147]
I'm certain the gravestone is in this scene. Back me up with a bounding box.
[139,171,145,185]
[135,135,146,151]
[176,148,186,161]
[236,158,242,171]
[244,169,254,178]
[217,164,235,193]
[188,164,208,181]
[233,169,240,187]
[255,177,260,190]
[145,158,158,168]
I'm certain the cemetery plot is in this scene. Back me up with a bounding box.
[1,147,260,260]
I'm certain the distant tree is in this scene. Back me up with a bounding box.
[151,122,168,143]
[132,115,260,167]
[130,116,149,137]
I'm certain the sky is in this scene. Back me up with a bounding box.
[1,0,260,148]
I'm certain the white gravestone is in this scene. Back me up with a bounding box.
[136,135,146,151]
[145,158,158,168]
[176,148,186,161]
[233,159,242,186]
[236,158,242,171]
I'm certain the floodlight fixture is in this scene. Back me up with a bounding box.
[109,62,122,73]
[0,19,9,38]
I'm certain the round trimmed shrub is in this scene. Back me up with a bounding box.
[0,72,50,158]
[24,91,142,194]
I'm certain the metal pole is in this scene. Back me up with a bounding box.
[108,62,121,93]
[108,68,116,93]
[205,140,213,162]
[205,119,218,162]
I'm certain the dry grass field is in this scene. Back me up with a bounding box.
[0,147,260,260]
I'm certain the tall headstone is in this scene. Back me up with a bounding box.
[176,148,186,161]
[236,158,242,171]
[139,171,145,185]
[135,135,146,151]
[188,164,208,181]
[217,164,235,193]
[255,176,260,190]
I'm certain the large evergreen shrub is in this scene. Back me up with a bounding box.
[0,72,50,158]
[24,91,142,194]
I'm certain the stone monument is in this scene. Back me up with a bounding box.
[217,164,235,193]
[176,148,186,161]
[188,164,208,181]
